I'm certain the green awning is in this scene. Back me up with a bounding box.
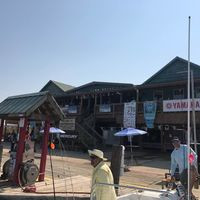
[0,91,64,121]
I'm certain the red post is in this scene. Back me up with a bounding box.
[38,119,50,181]
[0,119,4,143]
[13,117,28,184]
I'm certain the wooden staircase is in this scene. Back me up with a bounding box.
[76,114,104,150]
[75,122,97,149]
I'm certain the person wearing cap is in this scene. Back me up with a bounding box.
[170,136,198,197]
[88,149,116,200]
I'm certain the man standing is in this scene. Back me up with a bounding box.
[88,149,117,200]
[171,137,198,197]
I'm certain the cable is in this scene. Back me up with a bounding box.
[34,191,90,195]
[58,136,75,200]
[49,134,56,200]
[58,138,69,200]
[18,164,26,192]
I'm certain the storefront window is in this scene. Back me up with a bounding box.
[153,90,163,101]
[173,88,184,99]
[195,87,200,98]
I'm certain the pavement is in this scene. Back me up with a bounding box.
[0,143,200,199]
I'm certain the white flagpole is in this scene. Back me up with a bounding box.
[187,16,191,200]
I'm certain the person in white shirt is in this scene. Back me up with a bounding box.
[170,136,198,197]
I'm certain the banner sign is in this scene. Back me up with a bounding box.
[163,99,200,112]
[123,101,136,128]
[60,134,78,139]
[99,104,111,112]
[144,101,157,128]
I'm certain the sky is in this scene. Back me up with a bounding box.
[0,0,200,101]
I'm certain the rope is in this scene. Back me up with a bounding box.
[58,137,75,200]
[58,137,69,200]
[49,148,56,200]
[18,164,26,192]
[49,134,56,200]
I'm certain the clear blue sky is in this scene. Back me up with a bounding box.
[0,0,200,101]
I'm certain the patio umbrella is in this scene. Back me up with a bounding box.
[114,127,147,137]
[114,128,147,164]
[40,127,65,134]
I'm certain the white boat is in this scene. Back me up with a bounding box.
[117,190,181,200]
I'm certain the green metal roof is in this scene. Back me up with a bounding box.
[52,80,74,92]
[64,81,135,95]
[143,57,200,85]
[0,91,64,121]
[40,80,74,96]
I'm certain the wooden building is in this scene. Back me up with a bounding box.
[41,57,200,151]
[41,81,137,149]
[137,56,200,151]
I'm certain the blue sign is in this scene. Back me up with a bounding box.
[143,101,157,128]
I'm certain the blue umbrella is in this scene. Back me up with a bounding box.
[40,127,65,134]
[114,128,147,137]
[115,128,147,165]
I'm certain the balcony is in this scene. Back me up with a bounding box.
[137,101,163,113]
[94,101,163,115]
[62,101,163,117]
[62,101,198,126]
[94,103,124,116]
[61,105,81,117]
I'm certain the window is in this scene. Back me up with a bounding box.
[173,88,184,99]
[195,87,200,98]
[153,90,163,101]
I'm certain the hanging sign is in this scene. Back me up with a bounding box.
[59,118,75,131]
[144,101,157,128]
[123,101,136,128]
[163,99,200,112]
[23,139,34,162]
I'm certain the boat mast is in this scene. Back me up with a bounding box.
[187,16,191,200]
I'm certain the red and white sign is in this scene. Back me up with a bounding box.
[163,99,200,112]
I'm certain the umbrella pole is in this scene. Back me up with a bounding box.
[130,137,133,165]
[130,136,137,165]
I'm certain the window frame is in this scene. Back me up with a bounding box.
[153,90,163,101]
[173,88,184,99]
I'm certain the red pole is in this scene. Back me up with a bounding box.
[13,117,28,184]
[38,119,50,182]
[0,119,4,143]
